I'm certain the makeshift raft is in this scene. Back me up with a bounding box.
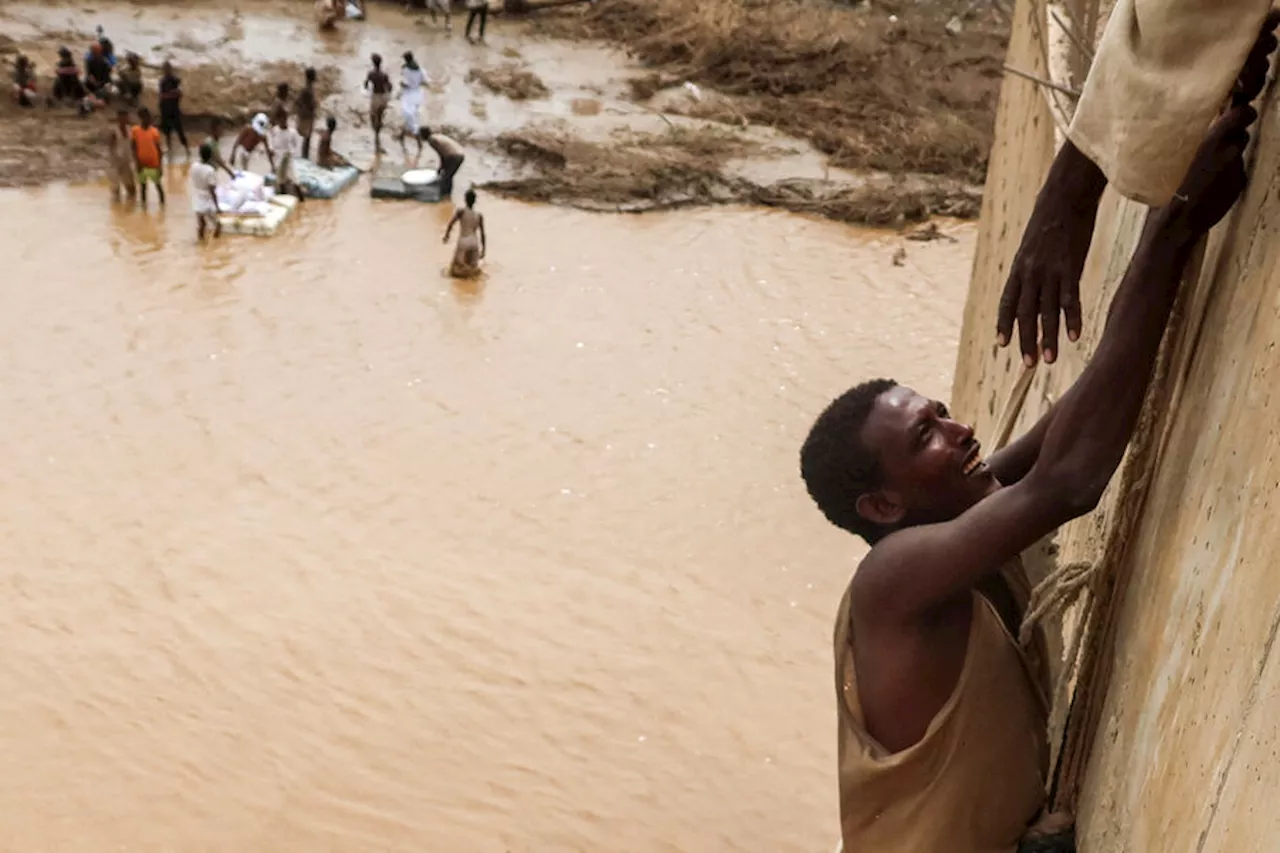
[370,167,444,203]
[218,194,299,237]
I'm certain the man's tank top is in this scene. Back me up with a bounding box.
[833,568,1050,853]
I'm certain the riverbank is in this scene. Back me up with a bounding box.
[528,0,1009,182]
[0,0,1004,226]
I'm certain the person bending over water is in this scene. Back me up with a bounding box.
[206,117,237,180]
[800,22,1274,853]
[229,113,275,173]
[416,126,465,197]
[443,188,486,277]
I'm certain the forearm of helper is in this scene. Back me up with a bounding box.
[1022,210,1197,511]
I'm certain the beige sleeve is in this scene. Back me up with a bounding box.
[1067,0,1273,206]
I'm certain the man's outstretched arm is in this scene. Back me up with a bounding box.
[859,97,1264,619]
[995,8,1279,367]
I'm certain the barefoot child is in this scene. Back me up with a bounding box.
[107,108,136,201]
[130,107,165,207]
[443,188,486,277]
[363,54,393,152]
[190,141,221,241]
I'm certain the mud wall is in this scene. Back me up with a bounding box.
[952,1,1280,850]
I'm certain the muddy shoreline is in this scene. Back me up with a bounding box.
[0,0,1001,226]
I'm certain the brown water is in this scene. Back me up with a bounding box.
[0,184,971,852]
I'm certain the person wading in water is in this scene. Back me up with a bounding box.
[799,21,1275,853]
[443,188,486,277]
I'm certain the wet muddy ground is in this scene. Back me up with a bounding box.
[0,0,995,225]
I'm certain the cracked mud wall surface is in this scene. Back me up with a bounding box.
[953,0,1280,849]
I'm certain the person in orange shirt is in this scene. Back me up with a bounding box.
[130,106,165,207]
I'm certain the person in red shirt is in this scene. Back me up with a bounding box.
[130,107,166,207]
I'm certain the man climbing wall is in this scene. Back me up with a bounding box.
[998,3,1279,367]
[801,18,1278,853]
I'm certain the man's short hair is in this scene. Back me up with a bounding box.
[800,378,897,544]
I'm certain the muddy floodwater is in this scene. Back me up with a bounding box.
[0,184,972,851]
[0,3,974,849]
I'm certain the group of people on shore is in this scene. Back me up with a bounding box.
[9,26,181,125]
[93,47,483,274]
[406,0,494,43]
[318,0,493,43]
[10,9,500,271]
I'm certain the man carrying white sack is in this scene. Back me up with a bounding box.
[998,3,1280,367]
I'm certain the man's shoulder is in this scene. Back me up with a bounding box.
[848,529,932,617]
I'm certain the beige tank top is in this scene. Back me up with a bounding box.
[834,574,1050,853]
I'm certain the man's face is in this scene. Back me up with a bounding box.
[857,385,999,529]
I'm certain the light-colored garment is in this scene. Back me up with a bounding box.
[400,66,426,134]
[1068,0,1272,206]
[269,126,300,164]
[189,161,218,213]
[266,126,300,188]
[467,0,489,8]
[834,580,1049,853]
[108,125,132,171]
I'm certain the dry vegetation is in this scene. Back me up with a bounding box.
[533,0,1008,183]
[465,63,551,100]
[482,123,980,225]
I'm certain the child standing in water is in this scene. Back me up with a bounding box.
[443,188,486,277]
[130,106,165,207]
[190,141,221,241]
[107,107,136,201]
